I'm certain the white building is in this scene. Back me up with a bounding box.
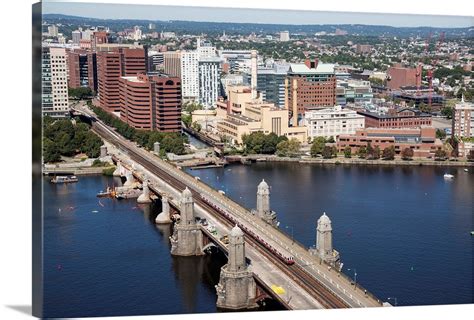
[48,25,58,37]
[43,47,69,118]
[71,30,81,45]
[133,26,142,40]
[199,57,221,109]
[280,31,290,42]
[180,51,200,102]
[197,38,217,59]
[304,106,365,139]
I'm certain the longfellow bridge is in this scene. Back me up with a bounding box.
[72,104,386,310]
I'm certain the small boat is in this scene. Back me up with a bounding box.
[464,169,469,172]
[471,231,474,236]
[443,173,454,179]
[96,186,116,198]
[51,175,78,184]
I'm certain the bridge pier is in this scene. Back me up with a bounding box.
[155,195,171,224]
[123,170,135,187]
[100,145,108,158]
[170,188,203,256]
[309,212,341,269]
[112,160,122,177]
[216,225,257,310]
[137,178,152,204]
[252,179,278,226]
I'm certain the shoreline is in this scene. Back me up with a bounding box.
[231,155,474,167]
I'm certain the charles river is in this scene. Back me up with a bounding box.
[43,162,473,318]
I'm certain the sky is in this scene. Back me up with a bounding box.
[42,2,474,28]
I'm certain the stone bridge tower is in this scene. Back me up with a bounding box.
[253,179,278,226]
[170,188,203,256]
[310,212,340,268]
[216,225,257,310]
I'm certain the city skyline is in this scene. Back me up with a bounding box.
[43,2,474,28]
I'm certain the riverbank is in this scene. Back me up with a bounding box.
[231,154,474,167]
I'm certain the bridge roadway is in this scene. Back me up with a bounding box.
[74,104,384,309]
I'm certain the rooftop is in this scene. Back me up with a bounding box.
[289,62,335,74]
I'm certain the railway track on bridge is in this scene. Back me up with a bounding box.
[91,121,348,309]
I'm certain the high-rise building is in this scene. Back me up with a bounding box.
[198,57,221,108]
[257,62,290,108]
[42,47,69,118]
[147,50,164,72]
[387,65,422,90]
[72,30,82,45]
[286,58,337,126]
[163,51,181,77]
[279,31,290,42]
[68,49,98,92]
[48,25,58,37]
[119,73,182,132]
[97,48,146,113]
[148,23,156,30]
[133,26,142,41]
[453,96,474,138]
[180,51,199,102]
[197,38,217,59]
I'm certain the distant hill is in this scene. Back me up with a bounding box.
[43,13,474,38]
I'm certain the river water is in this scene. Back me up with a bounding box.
[43,164,473,317]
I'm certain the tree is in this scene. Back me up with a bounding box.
[357,146,367,159]
[441,106,454,119]
[372,146,381,160]
[436,129,447,140]
[276,138,301,157]
[326,136,335,143]
[310,136,326,157]
[322,145,334,159]
[344,146,352,158]
[43,138,61,163]
[467,150,474,162]
[68,87,93,100]
[434,149,447,161]
[382,146,395,160]
[401,147,414,160]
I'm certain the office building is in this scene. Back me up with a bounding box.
[286,58,337,126]
[72,30,82,45]
[280,31,290,42]
[257,62,289,108]
[42,47,69,118]
[97,47,146,113]
[336,79,373,106]
[198,57,221,109]
[387,65,422,90]
[91,31,108,51]
[163,51,181,77]
[357,108,432,128]
[48,24,58,37]
[147,50,164,72]
[337,127,443,158]
[119,73,181,132]
[305,106,365,139]
[68,49,98,92]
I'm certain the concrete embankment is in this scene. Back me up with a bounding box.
[232,155,474,167]
[43,165,116,175]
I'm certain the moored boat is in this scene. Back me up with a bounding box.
[443,173,454,179]
[50,175,78,184]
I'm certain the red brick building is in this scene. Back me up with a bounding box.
[337,127,443,158]
[91,31,108,51]
[97,48,146,113]
[357,108,432,128]
[120,73,182,132]
[387,65,422,90]
[286,58,336,126]
[67,49,97,92]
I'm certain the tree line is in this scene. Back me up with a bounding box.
[91,104,188,156]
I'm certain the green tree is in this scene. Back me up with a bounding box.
[322,145,333,159]
[68,87,93,100]
[434,149,447,161]
[382,146,395,160]
[343,146,352,158]
[401,147,414,160]
[436,129,447,140]
[310,136,326,157]
[357,146,367,159]
[43,138,61,163]
[440,106,454,119]
[276,138,301,157]
[326,136,335,143]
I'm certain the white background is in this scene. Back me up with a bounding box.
[0,0,472,319]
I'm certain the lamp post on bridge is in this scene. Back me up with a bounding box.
[285,225,294,244]
[347,268,357,290]
[387,297,398,306]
